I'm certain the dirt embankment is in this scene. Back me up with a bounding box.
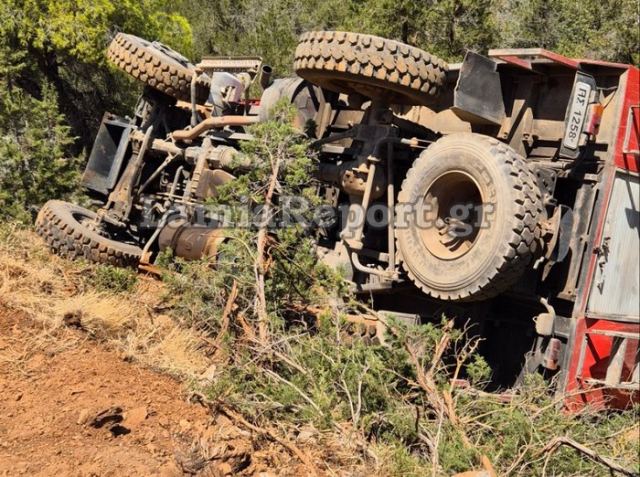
[0,228,325,476]
[0,308,257,476]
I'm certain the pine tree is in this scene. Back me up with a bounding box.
[0,82,80,221]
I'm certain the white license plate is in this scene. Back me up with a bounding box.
[563,81,592,150]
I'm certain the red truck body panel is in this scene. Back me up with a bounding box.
[563,65,640,410]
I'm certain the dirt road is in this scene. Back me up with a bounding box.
[0,307,253,476]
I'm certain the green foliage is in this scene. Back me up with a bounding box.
[180,0,638,68]
[465,354,491,385]
[346,0,498,61]
[2,0,192,67]
[155,101,640,477]
[0,82,80,221]
[496,0,639,65]
[0,0,194,155]
[0,0,197,222]
[163,102,343,332]
[176,269,640,475]
[88,264,138,293]
[177,0,353,73]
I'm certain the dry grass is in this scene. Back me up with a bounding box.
[0,225,208,381]
[2,224,638,476]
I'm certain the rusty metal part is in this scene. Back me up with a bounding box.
[259,77,329,136]
[172,115,259,141]
[348,160,378,249]
[419,170,483,260]
[195,169,235,200]
[190,72,199,127]
[130,129,183,156]
[207,145,246,169]
[535,297,556,337]
[175,100,211,118]
[158,220,225,260]
[105,125,154,221]
[138,262,163,275]
[139,153,178,195]
[342,131,400,252]
[344,164,384,198]
[129,131,252,172]
[317,162,386,198]
[452,51,506,126]
[184,146,209,202]
[196,56,263,78]
[386,141,396,273]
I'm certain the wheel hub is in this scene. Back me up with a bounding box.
[419,171,483,260]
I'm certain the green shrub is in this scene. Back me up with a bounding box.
[0,82,80,222]
[158,100,639,477]
[88,264,138,293]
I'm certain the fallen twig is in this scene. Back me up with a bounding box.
[403,320,473,449]
[190,392,320,476]
[255,150,282,345]
[212,279,238,358]
[541,436,638,477]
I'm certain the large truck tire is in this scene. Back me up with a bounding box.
[107,33,210,104]
[395,133,544,301]
[293,31,448,106]
[35,200,142,268]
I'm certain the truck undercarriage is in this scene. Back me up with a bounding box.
[35,32,640,409]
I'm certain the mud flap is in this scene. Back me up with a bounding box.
[81,113,133,195]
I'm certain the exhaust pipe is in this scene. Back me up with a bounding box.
[259,65,273,90]
[172,115,260,141]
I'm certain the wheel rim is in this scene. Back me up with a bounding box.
[74,211,118,240]
[298,71,425,105]
[74,211,101,231]
[419,170,484,260]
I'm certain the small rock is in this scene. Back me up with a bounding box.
[123,406,148,427]
[77,409,91,425]
[296,427,316,443]
[89,406,123,428]
[62,310,84,329]
[158,462,182,477]
[15,392,23,401]
[199,364,217,382]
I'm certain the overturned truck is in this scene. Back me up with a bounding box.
[36,31,640,410]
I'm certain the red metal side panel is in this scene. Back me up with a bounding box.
[563,67,640,411]
[578,68,640,317]
[564,318,639,411]
[614,67,639,172]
